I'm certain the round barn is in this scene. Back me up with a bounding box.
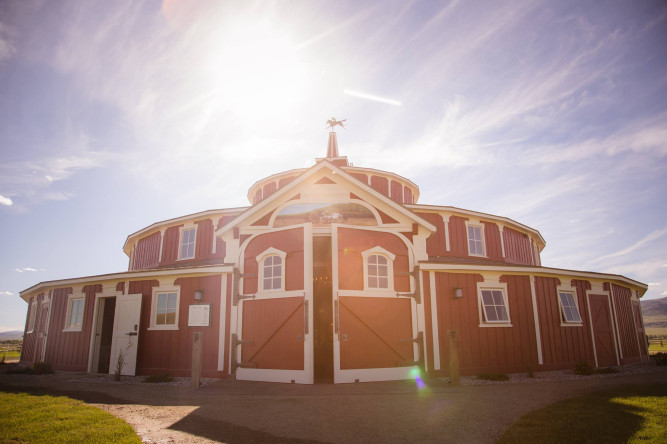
[19,131,649,383]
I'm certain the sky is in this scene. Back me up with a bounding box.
[1,0,666,332]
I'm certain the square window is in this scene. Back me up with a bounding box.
[179,228,196,260]
[155,292,178,326]
[467,224,485,256]
[64,295,85,331]
[479,288,510,324]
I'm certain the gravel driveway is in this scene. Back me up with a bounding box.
[1,363,666,443]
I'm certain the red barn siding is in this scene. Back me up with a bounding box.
[349,172,368,184]
[337,228,410,292]
[20,296,39,364]
[611,284,641,363]
[432,272,538,376]
[253,189,262,204]
[242,228,305,294]
[503,227,534,265]
[446,216,468,257]
[278,176,296,188]
[390,180,402,203]
[403,187,414,204]
[132,232,161,271]
[422,271,435,371]
[263,182,277,200]
[45,285,100,372]
[534,278,594,370]
[135,275,223,378]
[370,175,389,197]
[482,222,503,261]
[415,212,446,256]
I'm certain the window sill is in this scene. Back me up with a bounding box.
[468,254,487,258]
[478,323,513,328]
[148,326,179,331]
[62,327,82,332]
[560,323,583,327]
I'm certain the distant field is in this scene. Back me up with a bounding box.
[643,315,667,337]
[2,350,21,360]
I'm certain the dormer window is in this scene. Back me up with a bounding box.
[257,248,287,292]
[362,247,395,291]
[179,227,196,260]
[466,222,485,257]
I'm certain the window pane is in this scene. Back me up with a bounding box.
[496,306,509,321]
[168,293,177,309]
[166,312,176,325]
[481,290,494,305]
[368,276,376,288]
[369,255,377,265]
[378,277,388,288]
[492,290,504,305]
[368,264,377,276]
[158,295,166,311]
[156,313,166,325]
[274,264,281,275]
[572,310,582,322]
[485,306,498,321]
[273,277,281,288]
[264,277,273,290]
[377,264,387,277]
[377,255,387,265]
[265,265,273,278]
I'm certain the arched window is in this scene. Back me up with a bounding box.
[257,248,287,292]
[362,247,395,291]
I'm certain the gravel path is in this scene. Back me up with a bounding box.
[1,362,666,443]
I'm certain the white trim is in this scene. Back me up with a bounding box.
[177,225,197,261]
[608,283,624,359]
[418,263,647,293]
[149,285,181,330]
[465,221,486,257]
[27,297,37,333]
[217,273,228,372]
[499,225,506,258]
[630,300,644,362]
[442,215,451,252]
[476,280,512,327]
[256,247,287,293]
[335,366,418,383]
[63,292,86,332]
[158,228,166,263]
[429,271,440,370]
[556,282,583,326]
[40,291,53,362]
[361,246,396,291]
[529,276,543,364]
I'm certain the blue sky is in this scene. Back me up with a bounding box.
[1,0,666,332]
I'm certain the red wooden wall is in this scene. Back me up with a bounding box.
[132,231,161,270]
[337,227,410,292]
[242,228,305,294]
[503,227,535,265]
[611,284,643,364]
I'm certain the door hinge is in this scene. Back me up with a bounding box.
[231,333,256,373]
[398,331,425,369]
[232,268,257,306]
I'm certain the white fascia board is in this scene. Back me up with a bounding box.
[419,262,647,294]
[215,160,437,237]
[407,203,547,249]
[246,167,309,202]
[122,207,247,255]
[19,265,233,302]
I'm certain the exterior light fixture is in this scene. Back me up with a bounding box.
[194,290,204,301]
[453,287,463,299]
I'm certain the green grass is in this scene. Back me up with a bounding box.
[498,384,667,443]
[649,342,667,354]
[0,392,141,443]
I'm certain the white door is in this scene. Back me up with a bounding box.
[109,293,142,376]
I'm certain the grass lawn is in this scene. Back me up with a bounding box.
[0,392,141,443]
[498,384,667,443]
[1,350,21,360]
[649,342,667,354]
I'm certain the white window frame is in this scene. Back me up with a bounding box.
[556,285,583,326]
[149,285,180,330]
[178,225,197,260]
[361,246,396,292]
[465,221,486,257]
[27,298,37,333]
[256,247,287,293]
[477,282,512,327]
[63,293,85,332]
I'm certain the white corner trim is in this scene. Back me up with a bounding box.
[441,214,451,252]
[498,225,506,258]
[529,276,543,364]
[429,271,440,370]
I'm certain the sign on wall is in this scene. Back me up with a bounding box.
[188,304,211,327]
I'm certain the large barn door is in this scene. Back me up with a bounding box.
[332,225,419,383]
[588,293,619,367]
[235,225,313,383]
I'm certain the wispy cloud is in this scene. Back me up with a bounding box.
[0,194,12,206]
[0,291,13,296]
[15,267,45,273]
[589,227,667,264]
[0,22,16,63]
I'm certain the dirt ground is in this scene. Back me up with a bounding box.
[1,363,666,444]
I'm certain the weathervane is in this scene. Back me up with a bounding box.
[326,117,347,132]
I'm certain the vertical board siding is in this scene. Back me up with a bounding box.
[390,180,403,203]
[482,222,503,261]
[403,187,414,204]
[20,296,38,364]
[132,232,161,271]
[503,227,534,265]
[159,226,181,266]
[337,227,410,292]
[263,181,277,200]
[242,228,305,294]
[278,176,296,188]
[349,172,368,184]
[611,284,641,362]
[415,212,446,256]
[422,271,435,371]
[446,216,468,257]
[433,272,538,375]
[535,277,594,369]
[45,285,100,372]
[135,276,223,378]
[370,175,389,197]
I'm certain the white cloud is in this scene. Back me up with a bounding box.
[15,267,44,273]
[0,291,13,296]
[0,22,16,63]
[0,194,12,206]
[590,227,667,264]
[662,291,667,296]
[648,283,661,286]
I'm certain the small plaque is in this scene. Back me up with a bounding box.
[188,304,210,327]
